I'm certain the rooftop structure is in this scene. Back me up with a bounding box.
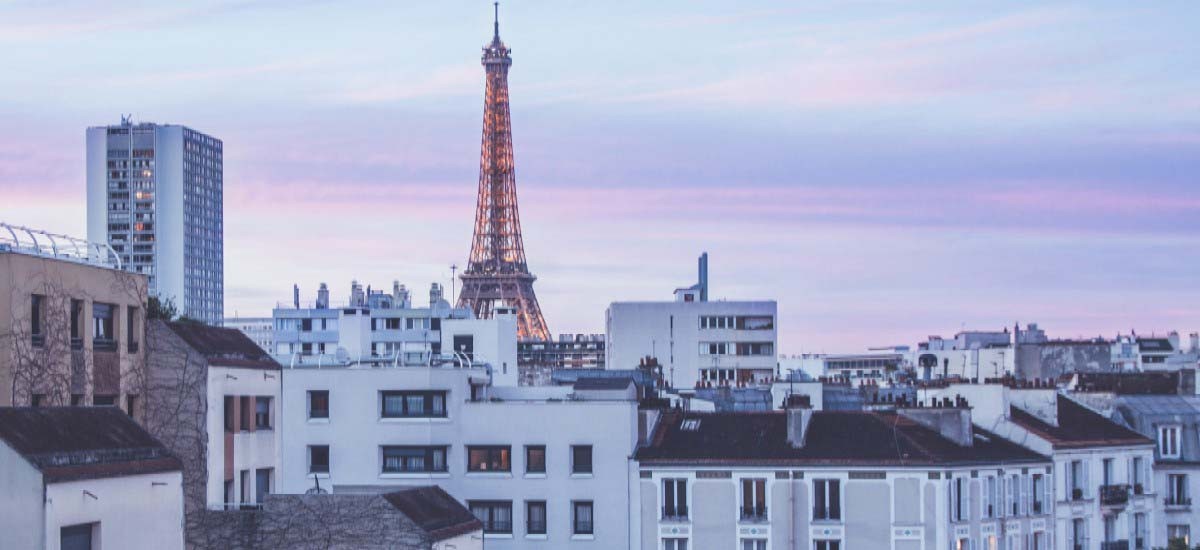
[0,222,121,269]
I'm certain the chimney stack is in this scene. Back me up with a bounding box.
[898,402,974,447]
[316,283,330,309]
[698,252,708,302]
[785,396,814,448]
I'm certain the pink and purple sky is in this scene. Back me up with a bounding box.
[1,1,1198,351]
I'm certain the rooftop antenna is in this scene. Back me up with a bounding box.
[493,2,500,40]
[450,263,458,305]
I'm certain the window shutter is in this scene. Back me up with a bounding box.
[1081,461,1090,499]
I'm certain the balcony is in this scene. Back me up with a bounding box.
[1132,483,1145,496]
[740,506,768,522]
[1100,540,1129,550]
[1071,488,1085,501]
[1164,496,1192,508]
[1100,484,1130,506]
[661,506,689,522]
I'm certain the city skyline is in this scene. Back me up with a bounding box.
[1,2,1198,350]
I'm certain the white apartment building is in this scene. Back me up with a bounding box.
[634,403,1055,550]
[607,255,777,390]
[922,382,1158,550]
[272,281,519,384]
[86,118,223,324]
[146,320,282,527]
[0,407,185,550]
[223,316,274,353]
[278,362,640,549]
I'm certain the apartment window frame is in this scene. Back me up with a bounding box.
[740,538,768,550]
[381,445,448,474]
[308,445,330,474]
[814,478,842,521]
[30,294,45,347]
[255,468,271,505]
[815,541,842,550]
[1168,473,1189,505]
[1159,425,1182,459]
[572,500,594,535]
[571,444,594,474]
[663,477,689,520]
[525,445,546,474]
[126,305,139,353]
[526,500,547,535]
[741,477,768,521]
[92,302,116,350]
[663,538,689,550]
[307,390,329,419]
[469,500,513,534]
[381,390,447,418]
[255,396,272,430]
[467,445,511,472]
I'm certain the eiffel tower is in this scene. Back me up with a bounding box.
[457,3,550,341]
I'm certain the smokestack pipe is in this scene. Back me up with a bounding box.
[698,252,708,302]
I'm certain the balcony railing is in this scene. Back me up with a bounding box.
[1164,496,1192,507]
[740,506,768,522]
[1071,487,1085,501]
[1101,540,1129,550]
[1101,484,1130,506]
[662,506,689,521]
[483,521,513,534]
[1133,483,1145,495]
[93,338,117,352]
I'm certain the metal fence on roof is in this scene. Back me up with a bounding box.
[0,222,121,270]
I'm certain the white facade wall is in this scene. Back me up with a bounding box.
[0,441,44,549]
[206,365,281,508]
[606,300,778,390]
[45,471,185,550]
[278,365,638,549]
[442,315,518,387]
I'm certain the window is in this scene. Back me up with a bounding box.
[572,501,594,535]
[469,501,512,534]
[740,316,774,330]
[31,394,45,407]
[60,523,96,550]
[308,390,329,419]
[224,396,235,432]
[309,445,329,473]
[525,445,546,474]
[663,478,688,520]
[740,539,767,550]
[125,395,138,418]
[663,538,688,550]
[240,396,251,430]
[1132,456,1146,492]
[741,478,767,521]
[1032,473,1045,514]
[255,397,271,429]
[126,306,139,353]
[1160,425,1181,458]
[1168,473,1189,505]
[1168,524,1190,545]
[1134,513,1147,549]
[255,468,271,504]
[93,395,116,406]
[1071,518,1088,550]
[983,476,996,518]
[1069,460,1086,500]
[571,445,593,474]
[70,299,83,348]
[526,501,546,535]
[1010,474,1022,515]
[951,477,967,521]
[92,303,115,350]
[240,470,250,504]
[381,390,446,418]
[814,478,841,520]
[467,446,511,472]
[30,294,44,347]
[815,541,841,550]
[382,446,447,473]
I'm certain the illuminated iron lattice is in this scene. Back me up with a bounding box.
[457,5,551,342]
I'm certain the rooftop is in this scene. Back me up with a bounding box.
[0,407,181,483]
[636,410,1048,467]
[0,222,122,270]
[382,486,482,542]
[1009,395,1152,449]
[163,320,280,370]
[1074,371,1186,395]
[573,376,635,391]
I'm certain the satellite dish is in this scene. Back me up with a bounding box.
[335,347,350,364]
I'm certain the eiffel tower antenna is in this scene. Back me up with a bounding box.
[457,4,550,341]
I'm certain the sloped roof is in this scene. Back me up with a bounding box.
[163,320,279,369]
[0,407,181,482]
[382,486,482,541]
[635,410,1048,467]
[1010,395,1153,449]
[1075,371,1181,395]
[1138,338,1174,352]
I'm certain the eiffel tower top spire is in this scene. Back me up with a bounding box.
[493,2,500,42]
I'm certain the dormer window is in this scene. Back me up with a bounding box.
[1159,425,1181,459]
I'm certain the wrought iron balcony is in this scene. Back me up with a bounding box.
[1100,484,1130,506]
[1164,496,1192,507]
[662,506,689,522]
[1100,540,1129,550]
[740,506,768,522]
